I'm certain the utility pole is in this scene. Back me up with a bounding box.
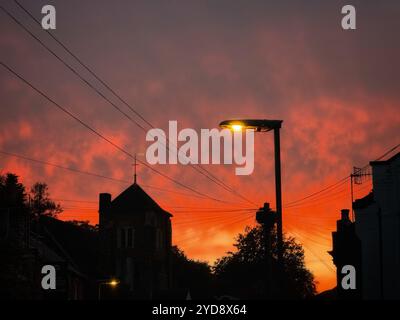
[256,202,277,298]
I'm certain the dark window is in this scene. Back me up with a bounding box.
[127,228,133,248]
[145,226,156,251]
[156,228,163,249]
[118,227,135,248]
[120,228,126,248]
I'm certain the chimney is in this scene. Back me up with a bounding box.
[99,193,111,231]
[341,209,350,222]
[263,202,270,211]
[99,193,111,213]
[337,209,352,231]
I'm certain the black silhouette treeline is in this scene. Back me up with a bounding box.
[0,172,316,300]
[214,226,316,299]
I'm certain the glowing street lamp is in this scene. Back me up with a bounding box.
[219,119,284,277]
[220,119,282,132]
[98,278,120,300]
[108,279,119,286]
[231,124,244,132]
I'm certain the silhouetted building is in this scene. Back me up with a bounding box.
[353,152,400,299]
[34,216,99,299]
[329,209,362,299]
[0,213,97,299]
[99,182,172,298]
[0,178,88,299]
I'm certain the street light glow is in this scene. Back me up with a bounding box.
[231,124,243,132]
[219,119,282,132]
[108,279,119,286]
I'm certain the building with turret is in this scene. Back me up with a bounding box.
[98,181,172,298]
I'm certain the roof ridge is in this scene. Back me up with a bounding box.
[110,183,172,216]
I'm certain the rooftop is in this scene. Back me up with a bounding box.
[111,183,172,217]
[370,151,400,166]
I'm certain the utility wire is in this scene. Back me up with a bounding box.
[0,150,130,184]
[284,143,399,208]
[174,213,254,246]
[6,2,256,206]
[284,176,350,208]
[285,184,349,209]
[286,181,372,212]
[0,149,249,205]
[14,0,154,128]
[285,228,335,272]
[0,61,230,204]
[173,211,255,227]
[0,4,147,131]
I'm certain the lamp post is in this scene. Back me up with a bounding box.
[97,278,120,300]
[219,119,284,279]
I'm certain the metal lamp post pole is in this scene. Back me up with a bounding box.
[219,119,284,296]
[273,127,284,284]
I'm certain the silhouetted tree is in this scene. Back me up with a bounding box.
[30,182,62,218]
[65,220,98,232]
[171,246,214,298]
[0,173,35,299]
[213,225,316,299]
[0,173,27,208]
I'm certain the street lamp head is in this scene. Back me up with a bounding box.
[231,124,244,132]
[219,119,283,132]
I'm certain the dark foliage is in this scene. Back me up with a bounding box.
[171,246,215,298]
[30,182,62,218]
[213,225,316,299]
[0,173,27,208]
[0,173,36,299]
[65,220,99,232]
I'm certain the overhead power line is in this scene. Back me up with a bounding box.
[5,2,256,206]
[284,143,400,208]
[0,4,147,131]
[0,61,231,204]
[0,149,250,206]
[285,183,349,209]
[287,229,335,272]
[284,176,350,208]
[174,213,255,246]
[367,143,400,164]
[0,150,130,184]
[13,0,152,127]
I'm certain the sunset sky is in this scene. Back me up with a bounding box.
[1,0,400,292]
